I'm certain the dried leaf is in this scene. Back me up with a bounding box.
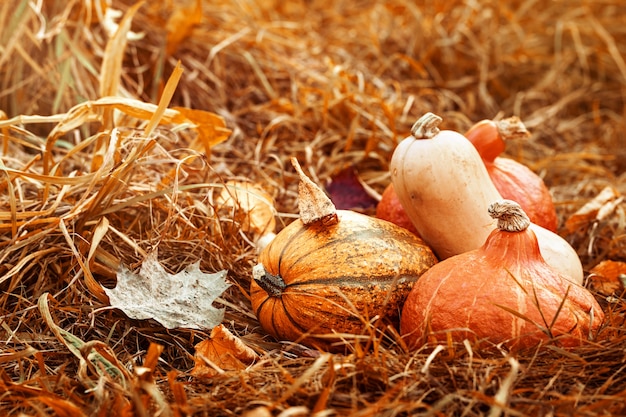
[105,252,230,330]
[44,97,231,169]
[291,157,338,226]
[191,324,258,378]
[215,180,276,238]
[166,0,202,56]
[565,186,623,233]
[589,260,626,296]
[325,165,378,210]
[172,106,233,154]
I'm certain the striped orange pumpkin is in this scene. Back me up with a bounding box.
[250,210,437,351]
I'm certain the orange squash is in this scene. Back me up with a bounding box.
[400,200,604,351]
[465,118,558,232]
[250,158,437,351]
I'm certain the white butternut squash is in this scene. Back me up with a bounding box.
[390,113,584,285]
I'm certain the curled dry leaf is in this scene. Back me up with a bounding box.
[325,165,378,210]
[192,324,258,378]
[46,96,231,150]
[565,186,623,233]
[588,260,626,296]
[215,180,277,239]
[166,0,202,55]
[171,106,232,155]
[105,252,230,330]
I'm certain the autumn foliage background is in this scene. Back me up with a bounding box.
[1,0,625,416]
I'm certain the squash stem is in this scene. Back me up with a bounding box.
[496,117,530,141]
[291,157,339,227]
[411,112,442,139]
[253,263,286,296]
[487,200,531,232]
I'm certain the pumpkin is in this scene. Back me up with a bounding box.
[400,199,605,351]
[390,112,584,284]
[465,118,558,232]
[250,158,437,351]
[376,182,420,236]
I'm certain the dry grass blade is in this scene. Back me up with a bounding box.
[144,60,184,138]
[488,357,520,417]
[100,1,145,98]
[38,293,127,388]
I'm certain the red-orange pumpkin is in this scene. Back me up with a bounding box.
[400,199,604,351]
[465,118,558,232]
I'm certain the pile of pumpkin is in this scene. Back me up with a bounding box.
[250,112,605,352]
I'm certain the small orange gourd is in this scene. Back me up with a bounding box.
[400,200,604,351]
[250,158,437,351]
[465,118,558,232]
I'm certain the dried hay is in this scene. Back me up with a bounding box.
[1,0,626,415]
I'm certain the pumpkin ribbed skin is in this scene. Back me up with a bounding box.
[400,204,604,351]
[250,210,437,351]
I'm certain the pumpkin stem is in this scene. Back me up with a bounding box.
[291,157,338,226]
[496,117,530,141]
[411,112,442,139]
[252,263,286,296]
[488,200,531,232]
